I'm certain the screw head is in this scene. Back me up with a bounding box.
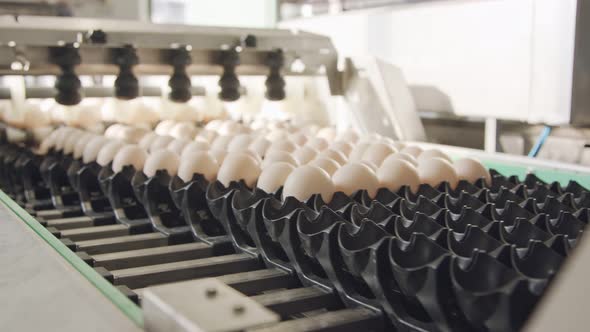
[233,304,246,315]
[205,287,218,298]
[241,34,257,48]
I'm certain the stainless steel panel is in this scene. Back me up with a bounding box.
[570,0,590,125]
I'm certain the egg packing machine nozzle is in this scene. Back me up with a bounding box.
[113,45,139,100]
[167,46,192,103]
[217,47,241,102]
[49,43,82,105]
[265,49,286,101]
[0,15,339,84]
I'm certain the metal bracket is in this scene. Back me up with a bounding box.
[143,277,279,332]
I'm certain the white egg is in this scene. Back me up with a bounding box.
[401,145,423,158]
[104,124,127,138]
[382,152,418,167]
[330,141,354,156]
[155,120,177,135]
[205,119,223,132]
[143,149,180,177]
[169,122,197,140]
[181,140,210,159]
[262,150,298,168]
[241,150,263,164]
[306,137,329,151]
[257,162,295,194]
[73,133,96,159]
[380,136,395,145]
[417,157,458,188]
[417,149,452,164]
[217,153,261,188]
[365,133,382,142]
[210,149,227,165]
[150,135,175,153]
[119,127,149,144]
[454,157,491,185]
[248,137,271,157]
[178,150,219,183]
[82,136,109,164]
[210,135,234,151]
[63,131,85,155]
[308,157,340,176]
[349,142,370,161]
[37,133,58,155]
[283,165,335,202]
[332,163,379,198]
[393,142,406,150]
[292,146,319,165]
[138,132,158,150]
[167,139,191,155]
[30,127,53,143]
[267,138,297,153]
[288,132,308,146]
[196,129,218,143]
[361,142,398,167]
[218,121,239,136]
[112,145,148,173]
[96,141,125,166]
[316,127,337,142]
[377,158,420,193]
[336,129,360,143]
[227,134,253,152]
[266,129,288,141]
[55,127,77,151]
[361,160,378,172]
[320,149,347,166]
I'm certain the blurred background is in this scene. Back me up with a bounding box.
[2,0,589,166]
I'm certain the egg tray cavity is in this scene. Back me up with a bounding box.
[202,169,587,332]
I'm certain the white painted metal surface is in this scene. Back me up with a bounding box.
[280,0,579,125]
[0,203,141,332]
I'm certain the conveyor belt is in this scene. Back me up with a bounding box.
[2,142,590,332]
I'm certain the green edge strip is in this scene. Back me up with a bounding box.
[0,191,144,328]
[481,160,590,189]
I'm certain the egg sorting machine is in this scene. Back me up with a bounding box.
[1,15,590,332]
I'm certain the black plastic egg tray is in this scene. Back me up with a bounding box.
[1,141,589,332]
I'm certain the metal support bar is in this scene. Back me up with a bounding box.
[111,253,261,289]
[247,308,382,332]
[92,242,214,270]
[76,232,168,255]
[252,286,341,318]
[45,215,94,230]
[59,224,130,242]
[218,269,300,296]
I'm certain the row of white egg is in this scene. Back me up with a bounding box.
[143,119,491,192]
[38,121,491,205]
[0,97,225,130]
